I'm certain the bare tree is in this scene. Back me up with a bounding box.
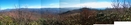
[111,0,131,16]
[127,0,131,8]
[14,4,18,9]
[112,0,121,12]
[112,0,120,8]
[112,0,131,8]
[112,0,131,12]
[122,0,127,8]
[24,4,28,8]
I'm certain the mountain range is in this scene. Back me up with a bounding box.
[0,8,99,18]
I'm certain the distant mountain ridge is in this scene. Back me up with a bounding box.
[0,8,101,14]
[0,8,78,15]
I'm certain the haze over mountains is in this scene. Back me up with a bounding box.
[0,7,99,14]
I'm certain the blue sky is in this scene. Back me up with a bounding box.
[42,0,59,8]
[0,0,19,10]
[0,0,130,10]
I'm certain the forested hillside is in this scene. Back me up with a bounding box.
[0,7,131,25]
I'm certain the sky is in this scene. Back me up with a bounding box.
[0,0,130,10]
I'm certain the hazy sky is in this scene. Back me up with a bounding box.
[0,0,130,10]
